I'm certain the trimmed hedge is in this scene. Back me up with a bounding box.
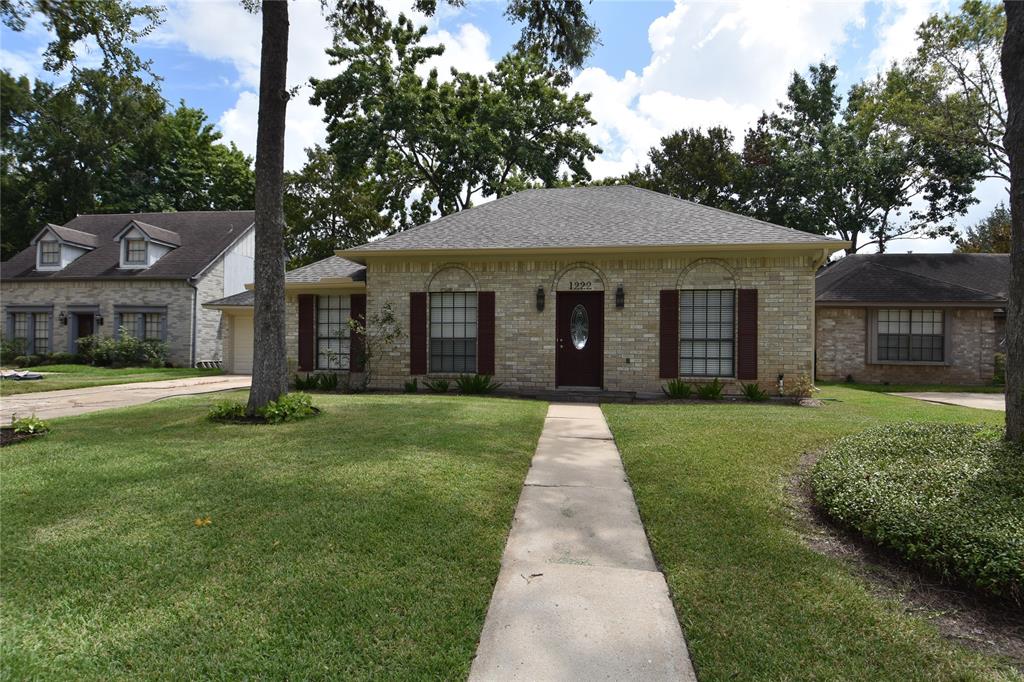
[811,422,1024,602]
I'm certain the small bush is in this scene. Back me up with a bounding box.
[994,352,1006,385]
[11,414,50,435]
[45,352,81,365]
[423,378,449,393]
[76,330,168,368]
[404,378,419,393]
[12,355,40,368]
[812,423,1024,602]
[662,378,692,399]
[0,337,27,365]
[208,400,246,421]
[260,392,317,424]
[695,378,724,400]
[786,374,816,399]
[455,374,502,395]
[294,373,340,391]
[740,382,768,401]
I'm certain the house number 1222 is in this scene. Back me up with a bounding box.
[568,281,593,290]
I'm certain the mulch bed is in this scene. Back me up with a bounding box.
[0,428,45,447]
[786,450,1024,671]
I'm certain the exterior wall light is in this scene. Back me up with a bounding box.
[536,286,545,312]
[58,311,68,325]
[96,314,104,326]
[615,285,625,308]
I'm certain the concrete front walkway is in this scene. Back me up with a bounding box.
[889,391,1005,412]
[0,375,252,421]
[469,404,696,681]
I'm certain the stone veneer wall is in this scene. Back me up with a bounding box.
[2,279,199,366]
[815,307,998,385]
[352,253,819,395]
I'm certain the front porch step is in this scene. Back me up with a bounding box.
[509,389,638,403]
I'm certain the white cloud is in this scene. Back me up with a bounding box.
[866,0,947,74]
[154,0,493,170]
[571,0,869,179]
[0,47,40,80]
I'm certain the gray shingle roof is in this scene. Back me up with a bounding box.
[204,290,254,307]
[202,256,366,308]
[284,255,366,283]
[2,211,254,281]
[124,220,183,247]
[40,224,99,249]
[347,185,841,255]
[816,254,1008,305]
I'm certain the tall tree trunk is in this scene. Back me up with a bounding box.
[1002,1,1024,442]
[247,0,290,413]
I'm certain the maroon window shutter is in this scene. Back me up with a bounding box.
[349,293,366,372]
[737,289,758,380]
[409,292,427,375]
[659,290,679,379]
[477,291,495,375]
[297,294,316,371]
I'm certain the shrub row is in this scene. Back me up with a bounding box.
[811,422,1024,602]
[2,329,169,368]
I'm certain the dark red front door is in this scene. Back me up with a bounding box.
[556,292,603,387]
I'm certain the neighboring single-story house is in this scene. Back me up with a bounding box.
[815,253,1008,385]
[1,211,255,367]
[214,186,845,395]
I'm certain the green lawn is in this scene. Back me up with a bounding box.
[820,381,1006,394]
[0,364,223,395]
[604,387,1018,681]
[1,393,547,679]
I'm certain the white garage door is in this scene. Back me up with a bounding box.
[231,313,254,374]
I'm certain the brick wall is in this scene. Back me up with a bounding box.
[2,279,198,366]
[815,306,998,385]
[356,253,819,395]
[194,260,225,363]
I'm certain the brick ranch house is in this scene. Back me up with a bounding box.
[211,186,846,395]
[815,253,1008,385]
[1,211,255,367]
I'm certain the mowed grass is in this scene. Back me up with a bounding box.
[604,387,1019,681]
[0,364,223,395]
[1,393,547,679]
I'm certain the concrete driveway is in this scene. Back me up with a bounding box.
[0,375,251,422]
[888,391,1005,411]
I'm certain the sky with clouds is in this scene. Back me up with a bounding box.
[0,0,1009,253]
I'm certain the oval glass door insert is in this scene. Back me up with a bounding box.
[570,304,589,349]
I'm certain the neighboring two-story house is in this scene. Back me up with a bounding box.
[1,211,255,367]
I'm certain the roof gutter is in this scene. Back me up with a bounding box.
[337,240,851,264]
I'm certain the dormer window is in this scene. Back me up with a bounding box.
[113,220,181,270]
[31,223,97,271]
[39,240,60,266]
[125,239,147,265]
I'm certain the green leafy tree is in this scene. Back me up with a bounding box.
[956,203,1011,252]
[0,70,255,259]
[742,63,984,253]
[284,146,391,267]
[1,0,163,78]
[310,14,600,227]
[881,1,1007,185]
[622,127,745,211]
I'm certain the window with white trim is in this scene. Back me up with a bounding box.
[680,289,735,377]
[39,240,60,266]
[430,292,477,373]
[875,309,944,362]
[317,295,351,370]
[125,239,147,265]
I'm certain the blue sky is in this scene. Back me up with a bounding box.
[0,0,1007,252]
